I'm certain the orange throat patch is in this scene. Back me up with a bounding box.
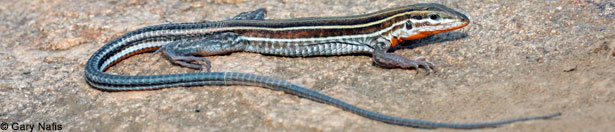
[389,22,469,48]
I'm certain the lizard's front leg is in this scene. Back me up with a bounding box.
[371,40,435,71]
[373,51,434,71]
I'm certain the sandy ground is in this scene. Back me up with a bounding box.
[1,0,614,131]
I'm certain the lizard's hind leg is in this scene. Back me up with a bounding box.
[153,32,243,71]
[232,8,267,20]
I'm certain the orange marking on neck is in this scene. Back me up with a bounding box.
[390,37,402,47]
[389,22,469,48]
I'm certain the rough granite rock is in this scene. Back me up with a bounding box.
[0,0,614,131]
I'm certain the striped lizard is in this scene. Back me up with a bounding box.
[84,3,560,129]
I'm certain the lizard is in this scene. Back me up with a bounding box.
[84,3,560,129]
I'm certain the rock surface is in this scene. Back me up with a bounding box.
[1,0,614,131]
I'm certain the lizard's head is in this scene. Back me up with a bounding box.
[388,3,470,47]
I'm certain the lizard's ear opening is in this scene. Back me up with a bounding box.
[405,21,413,30]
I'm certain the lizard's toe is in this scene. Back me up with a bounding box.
[170,56,212,72]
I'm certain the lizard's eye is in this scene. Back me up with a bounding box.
[429,14,440,20]
[405,21,413,30]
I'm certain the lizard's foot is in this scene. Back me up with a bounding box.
[231,8,267,20]
[153,44,212,72]
[412,56,435,71]
[168,55,212,72]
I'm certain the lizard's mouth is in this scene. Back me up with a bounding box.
[401,20,469,41]
[389,20,469,47]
